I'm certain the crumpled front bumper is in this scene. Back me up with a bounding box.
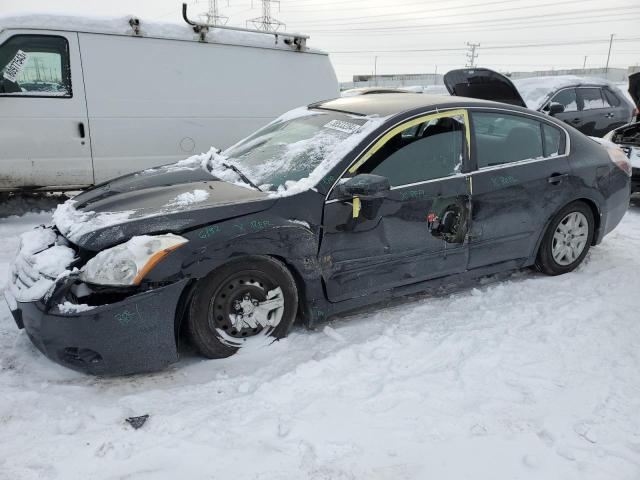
[5,279,189,376]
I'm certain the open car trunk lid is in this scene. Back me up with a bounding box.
[444,68,527,108]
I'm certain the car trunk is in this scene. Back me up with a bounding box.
[444,68,527,108]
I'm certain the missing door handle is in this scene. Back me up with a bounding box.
[78,122,85,138]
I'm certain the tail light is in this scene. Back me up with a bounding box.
[605,144,632,176]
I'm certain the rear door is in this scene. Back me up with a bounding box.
[576,87,613,137]
[468,109,573,269]
[0,30,92,189]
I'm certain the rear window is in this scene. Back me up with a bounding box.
[602,88,621,107]
[543,123,562,157]
[473,112,543,168]
[579,88,605,110]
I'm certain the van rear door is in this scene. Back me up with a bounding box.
[0,30,92,190]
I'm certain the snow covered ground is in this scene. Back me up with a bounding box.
[1,200,640,480]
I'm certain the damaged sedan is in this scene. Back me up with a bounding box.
[4,93,631,375]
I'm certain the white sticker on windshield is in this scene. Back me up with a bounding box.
[323,119,361,134]
[3,50,28,83]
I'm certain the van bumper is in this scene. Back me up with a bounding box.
[5,280,188,376]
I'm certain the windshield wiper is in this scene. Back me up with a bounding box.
[222,163,261,191]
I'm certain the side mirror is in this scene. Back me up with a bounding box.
[338,174,390,200]
[338,174,390,220]
[548,102,565,115]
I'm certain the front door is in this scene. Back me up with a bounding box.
[0,31,92,189]
[319,110,472,303]
[468,109,574,269]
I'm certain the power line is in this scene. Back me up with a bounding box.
[302,5,640,33]
[289,0,600,27]
[304,12,640,36]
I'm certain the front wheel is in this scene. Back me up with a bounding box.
[187,256,298,358]
[536,201,594,276]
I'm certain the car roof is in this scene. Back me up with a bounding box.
[313,93,501,117]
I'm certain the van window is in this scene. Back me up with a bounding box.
[358,115,465,186]
[473,112,544,168]
[0,35,71,97]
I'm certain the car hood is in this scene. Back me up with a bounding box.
[53,164,276,251]
[444,68,527,108]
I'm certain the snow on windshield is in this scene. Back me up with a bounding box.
[175,108,387,197]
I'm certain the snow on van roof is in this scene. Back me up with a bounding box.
[0,13,324,53]
[513,75,614,110]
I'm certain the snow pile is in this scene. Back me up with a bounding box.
[514,75,612,110]
[7,227,76,302]
[57,302,95,314]
[167,189,210,207]
[52,200,135,243]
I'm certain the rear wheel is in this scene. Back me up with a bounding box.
[536,201,594,276]
[188,256,298,358]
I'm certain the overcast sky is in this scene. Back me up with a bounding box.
[1,0,639,81]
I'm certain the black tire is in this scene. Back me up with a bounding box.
[536,201,595,276]
[187,256,298,358]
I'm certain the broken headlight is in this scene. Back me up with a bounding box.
[79,234,188,286]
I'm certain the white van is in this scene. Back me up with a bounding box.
[0,13,339,191]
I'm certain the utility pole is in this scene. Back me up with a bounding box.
[373,55,378,86]
[200,0,228,26]
[605,34,614,73]
[465,42,480,68]
[248,0,284,32]
[583,55,587,69]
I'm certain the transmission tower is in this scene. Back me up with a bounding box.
[247,0,285,32]
[200,0,228,26]
[465,42,480,68]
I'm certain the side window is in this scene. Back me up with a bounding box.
[0,35,71,97]
[546,88,578,112]
[358,115,465,186]
[579,88,605,110]
[542,123,563,157]
[473,112,543,168]
[602,88,621,107]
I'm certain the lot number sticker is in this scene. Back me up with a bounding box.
[323,119,361,134]
[3,50,28,83]
[2,50,28,82]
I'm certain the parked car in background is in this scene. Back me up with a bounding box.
[444,68,634,137]
[5,93,630,375]
[604,72,640,193]
[0,14,338,191]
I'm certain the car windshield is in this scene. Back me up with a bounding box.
[223,110,370,191]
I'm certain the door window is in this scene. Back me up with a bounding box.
[0,35,71,97]
[602,88,621,107]
[579,88,605,110]
[542,123,562,157]
[473,112,545,168]
[546,88,578,112]
[357,115,465,186]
